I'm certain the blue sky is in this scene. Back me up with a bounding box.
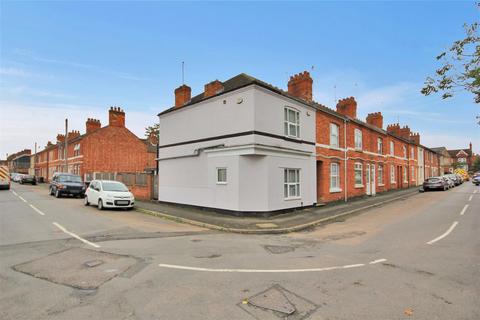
[1,1,479,157]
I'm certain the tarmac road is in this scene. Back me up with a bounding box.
[1,182,479,320]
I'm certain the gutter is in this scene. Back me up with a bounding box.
[157,144,225,161]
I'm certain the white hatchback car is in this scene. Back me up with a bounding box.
[84,180,135,210]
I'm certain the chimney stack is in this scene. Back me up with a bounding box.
[108,107,125,127]
[288,71,313,102]
[56,134,65,143]
[175,85,191,108]
[204,80,224,98]
[398,125,411,140]
[366,112,383,129]
[86,118,101,134]
[68,130,80,140]
[336,97,357,118]
[410,132,420,145]
[386,123,401,136]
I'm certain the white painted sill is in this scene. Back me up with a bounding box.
[284,197,301,201]
[378,183,385,187]
[329,188,342,193]
[216,182,227,185]
[355,184,364,188]
[329,146,341,151]
[391,181,396,184]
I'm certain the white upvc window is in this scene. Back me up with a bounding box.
[391,165,396,183]
[458,157,466,163]
[330,163,341,192]
[378,164,384,185]
[74,144,80,157]
[390,141,395,156]
[354,162,363,186]
[330,123,339,148]
[284,168,300,199]
[403,145,407,158]
[284,107,300,138]
[411,166,415,181]
[411,147,414,159]
[377,137,383,154]
[403,166,408,183]
[354,129,362,150]
[216,168,227,184]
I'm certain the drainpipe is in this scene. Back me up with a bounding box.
[344,118,348,202]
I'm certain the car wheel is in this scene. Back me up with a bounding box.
[98,199,104,210]
[84,196,90,206]
[55,189,61,198]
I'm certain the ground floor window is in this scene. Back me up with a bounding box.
[391,165,396,183]
[330,163,340,191]
[216,168,227,184]
[284,168,300,199]
[411,166,415,181]
[354,163,363,186]
[403,166,408,183]
[378,164,384,185]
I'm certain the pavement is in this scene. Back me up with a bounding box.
[1,181,479,320]
[135,187,422,233]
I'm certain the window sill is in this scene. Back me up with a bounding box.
[355,184,364,188]
[285,135,300,140]
[391,181,396,184]
[329,188,342,193]
[216,182,227,185]
[354,148,363,152]
[378,183,385,186]
[284,197,301,201]
[330,146,341,151]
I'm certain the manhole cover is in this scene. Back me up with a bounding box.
[13,248,137,290]
[239,285,319,320]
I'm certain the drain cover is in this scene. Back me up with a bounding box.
[249,286,295,315]
[84,260,104,268]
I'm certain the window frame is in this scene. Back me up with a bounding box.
[390,165,396,183]
[378,164,384,185]
[354,129,363,150]
[329,123,340,148]
[329,163,341,192]
[284,107,300,139]
[377,137,383,154]
[284,168,300,199]
[403,166,408,183]
[411,166,415,181]
[390,141,395,156]
[354,162,363,187]
[403,145,407,158]
[216,167,227,185]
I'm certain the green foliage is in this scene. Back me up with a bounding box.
[472,157,480,172]
[145,123,159,138]
[422,8,480,104]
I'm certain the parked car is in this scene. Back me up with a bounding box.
[445,174,461,186]
[423,177,449,191]
[0,165,10,190]
[20,175,37,185]
[473,174,480,186]
[443,176,455,189]
[11,173,23,183]
[49,173,86,198]
[84,180,135,210]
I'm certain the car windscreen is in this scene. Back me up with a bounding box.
[58,175,82,183]
[101,182,129,192]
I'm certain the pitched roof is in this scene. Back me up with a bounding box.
[448,149,472,157]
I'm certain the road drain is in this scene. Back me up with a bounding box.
[239,284,319,319]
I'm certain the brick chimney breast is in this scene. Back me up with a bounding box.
[57,134,65,143]
[204,80,224,98]
[174,85,191,108]
[68,130,81,140]
[109,106,125,127]
[386,123,401,136]
[288,71,313,102]
[398,125,411,140]
[366,112,383,129]
[86,118,101,134]
[336,97,357,118]
[410,132,420,145]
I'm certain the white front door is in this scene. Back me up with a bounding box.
[366,164,371,195]
[371,164,376,195]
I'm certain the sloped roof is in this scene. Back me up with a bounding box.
[448,149,472,157]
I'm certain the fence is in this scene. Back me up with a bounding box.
[84,171,154,200]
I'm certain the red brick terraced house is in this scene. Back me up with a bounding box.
[7,149,32,174]
[34,107,157,199]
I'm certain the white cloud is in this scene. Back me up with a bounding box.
[1,86,77,99]
[0,67,33,77]
[0,102,156,157]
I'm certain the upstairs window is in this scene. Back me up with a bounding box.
[330,123,339,148]
[74,144,81,157]
[284,168,300,199]
[403,145,407,158]
[354,129,363,150]
[390,141,395,156]
[411,147,414,159]
[377,138,383,154]
[284,107,300,138]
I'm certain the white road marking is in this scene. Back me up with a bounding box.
[369,258,387,264]
[468,195,473,201]
[18,196,27,203]
[427,221,459,245]
[158,262,368,273]
[29,204,45,216]
[460,204,469,216]
[11,190,18,196]
[52,222,100,248]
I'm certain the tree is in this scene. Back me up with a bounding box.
[472,157,480,172]
[145,123,159,138]
[421,8,480,103]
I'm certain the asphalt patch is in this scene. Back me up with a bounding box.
[13,247,138,290]
[263,245,296,254]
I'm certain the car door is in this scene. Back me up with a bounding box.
[89,181,99,203]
